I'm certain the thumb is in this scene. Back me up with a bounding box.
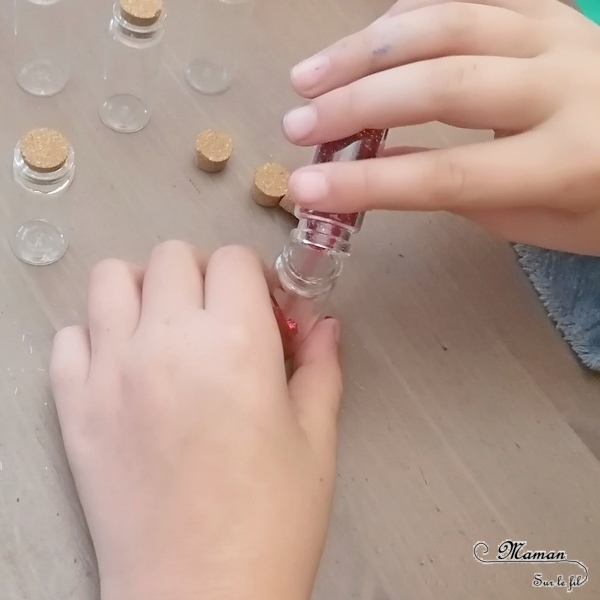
[288,318,343,454]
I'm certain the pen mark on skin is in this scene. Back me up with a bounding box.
[372,44,392,57]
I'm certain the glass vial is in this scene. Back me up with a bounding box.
[99,0,166,133]
[272,129,388,356]
[13,0,72,97]
[185,0,254,95]
[10,128,75,266]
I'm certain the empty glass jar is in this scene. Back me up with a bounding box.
[10,128,75,266]
[185,0,254,95]
[99,0,166,133]
[13,0,72,96]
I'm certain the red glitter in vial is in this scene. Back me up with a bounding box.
[285,316,298,337]
[271,294,298,358]
[302,129,388,245]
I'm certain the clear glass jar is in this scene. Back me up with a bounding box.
[99,0,166,133]
[272,129,388,356]
[185,0,254,95]
[13,0,72,97]
[10,129,75,266]
[272,242,340,358]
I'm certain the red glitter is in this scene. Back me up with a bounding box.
[301,129,387,246]
[286,316,299,336]
[271,294,298,358]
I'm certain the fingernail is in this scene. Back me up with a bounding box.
[283,105,317,142]
[291,55,330,89]
[290,169,329,204]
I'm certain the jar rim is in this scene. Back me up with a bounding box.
[14,142,75,190]
[113,1,166,35]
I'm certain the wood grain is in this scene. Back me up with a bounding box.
[1,1,599,599]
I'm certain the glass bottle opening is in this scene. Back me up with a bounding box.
[276,242,343,299]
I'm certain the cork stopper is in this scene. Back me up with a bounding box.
[20,128,70,173]
[251,163,289,207]
[195,129,233,173]
[279,193,296,216]
[120,0,162,26]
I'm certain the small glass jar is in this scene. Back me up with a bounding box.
[13,0,72,97]
[10,128,75,266]
[272,130,388,356]
[185,0,254,95]
[99,0,166,133]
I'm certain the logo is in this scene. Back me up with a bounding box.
[473,540,588,593]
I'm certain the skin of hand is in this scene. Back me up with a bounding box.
[283,0,600,256]
[50,241,342,600]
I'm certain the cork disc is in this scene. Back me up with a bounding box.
[120,0,162,26]
[252,163,289,207]
[195,129,233,173]
[279,193,296,216]
[20,128,70,173]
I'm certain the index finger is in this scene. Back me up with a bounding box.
[288,131,571,212]
[204,246,277,325]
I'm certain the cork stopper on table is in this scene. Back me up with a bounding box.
[195,129,233,173]
[279,193,296,216]
[20,128,70,173]
[251,163,290,207]
[120,0,163,26]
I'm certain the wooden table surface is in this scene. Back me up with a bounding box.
[1,1,599,599]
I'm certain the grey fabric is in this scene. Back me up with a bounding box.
[514,245,600,371]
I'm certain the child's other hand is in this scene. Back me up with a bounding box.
[50,242,342,600]
[285,0,600,255]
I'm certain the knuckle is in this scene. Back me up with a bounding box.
[121,349,146,379]
[438,2,479,45]
[223,323,254,356]
[567,150,600,203]
[207,322,257,371]
[429,59,478,107]
[89,258,126,286]
[121,341,165,388]
[211,244,260,268]
[150,239,190,260]
[345,80,369,124]
[426,153,468,209]
[355,160,375,205]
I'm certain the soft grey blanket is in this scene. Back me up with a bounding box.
[515,245,600,371]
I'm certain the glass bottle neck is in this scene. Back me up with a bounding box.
[292,211,362,254]
[276,204,366,300]
[275,241,342,299]
[113,2,166,41]
[13,144,75,194]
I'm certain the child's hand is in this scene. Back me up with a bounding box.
[50,242,342,600]
[284,0,600,256]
